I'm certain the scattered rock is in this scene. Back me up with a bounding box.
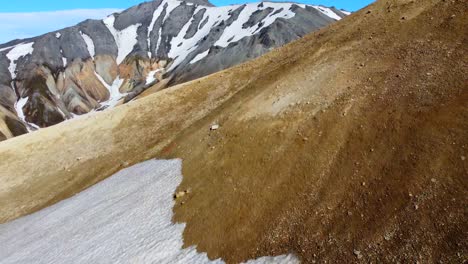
[173,189,190,200]
[461,156,466,161]
[353,250,363,259]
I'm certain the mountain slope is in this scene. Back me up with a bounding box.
[0,0,347,140]
[0,159,299,263]
[0,0,466,263]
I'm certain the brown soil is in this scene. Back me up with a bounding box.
[0,0,466,263]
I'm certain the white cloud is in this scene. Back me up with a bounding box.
[0,9,122,44]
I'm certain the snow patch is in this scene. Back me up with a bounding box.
[103,15,141,64]
[154,0,181,55]
[94,72,126,108]
[190,49,209,64]
[14,97,28,123]
[80,31,96,59]
[0,45,14,52]
[146,69,160,85]
[165,1,310,71]
[0,159,298,264]
[5,42,34,79]
[214,3,299,48]
[60,49,67,67]
[313,5,342,20]
[14,96,39,131]
[167,5,232,71]
[55,32,61,38]
[341,10,351,16]
[147,0,180,58]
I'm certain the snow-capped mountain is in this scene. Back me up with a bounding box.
[0,0,348,140]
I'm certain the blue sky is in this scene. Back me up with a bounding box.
[0,0,374,44]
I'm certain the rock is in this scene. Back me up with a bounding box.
[210,124,220,130]
[173,189,190,200]
[353,250,362,259]
[461,156,466,161]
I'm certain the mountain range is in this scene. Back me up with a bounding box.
[0,0,348,141]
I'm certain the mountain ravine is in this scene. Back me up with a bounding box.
[0,0,348,141]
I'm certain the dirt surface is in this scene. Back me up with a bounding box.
[0,0,467,263]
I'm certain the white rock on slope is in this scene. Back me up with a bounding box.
[0,159,299,264]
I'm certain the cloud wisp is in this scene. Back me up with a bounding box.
[0,8,122,44]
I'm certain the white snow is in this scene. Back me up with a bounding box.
[313,5,342,20]
[0,45,14,52]
[341,10,351,16]
[190,49,209,64]
[145,69,160,85]
[55,32,61,38]
[5,42,34,79]
[103,15,141,64]
[0,159,299,264]
[244,255,299,264]
[139,0,342,71]
[167,2,310,71]
[167,5,232,71]
[147,0,180,58]
[14,96,28,123]
[14,96,39,131]
[80,31,96,59]
[94,72,127,108]
[214,3,298,48]
[153,0,181,56]
[60,49,67,66]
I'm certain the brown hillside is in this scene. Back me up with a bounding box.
[0,0,466,263]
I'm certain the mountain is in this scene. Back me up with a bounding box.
[0,0,466,262]
[0,0,348,141]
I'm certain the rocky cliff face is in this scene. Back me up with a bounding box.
[0,0,347,140]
